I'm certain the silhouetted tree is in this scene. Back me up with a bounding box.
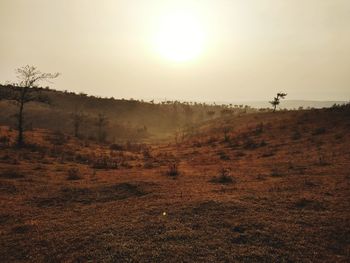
[0,88,7,101]
[269,92,287,112]
[71,110,85,138]
[95,113,108,142]
[207,111,215,119]
[11,65,59,146]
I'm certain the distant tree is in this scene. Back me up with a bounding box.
[11,65,59,146]
[0,88,6,100]
[269,92,287,112]
[71,110,85,138]
[183,105,194,124]
[95,113,108,142]
[207,111,215,119]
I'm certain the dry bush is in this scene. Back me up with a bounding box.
[317,154,331,166]
[235,151,246,158]
[206,136,217,145]
[312,127,326,136]
[210,168,235,184]
[254,122,264,135]
[74,153,91,164]
[261,151,275,158]
[143,160,155,169]
[46,131,67,146]
[142,148,152,159]
[110,143,125,151]
[192,140,202,147]
[91,156,118,169]
[294,198,325,211]
[166,162,180,177]
[218,151,230,160]
[125,141,147,153]
[291,130,301,140]
[67,167,82,180]
[0,135,10,146]
[243,138,259,150]
[270,167,284,177]
[0,170,25,179]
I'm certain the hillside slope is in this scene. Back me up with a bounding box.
[0,85,254,142]
[0,106,349,262]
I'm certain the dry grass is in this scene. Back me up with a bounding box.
[0,108,349,262]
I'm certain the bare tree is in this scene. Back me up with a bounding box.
[71,110,85,138]
[207,111,215,119]
[12,65,59,146]
[269,92,287,112]
[0,88,7,101]
[95,113,108,142]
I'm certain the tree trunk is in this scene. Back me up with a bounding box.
[17,100,24,147]
[74,121,79,138]
[98,125,102,142]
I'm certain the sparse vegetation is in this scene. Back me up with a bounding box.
[6,66,59,146]
[0,170,25,179]
[67,167,82,180]
[269,92,287,112]
[91,155,118,169]
[166,162,180,177]
[312,127,326,136]
[210,168,235,184]
[0,99,349,262]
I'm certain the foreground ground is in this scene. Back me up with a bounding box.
[0,107,349,262]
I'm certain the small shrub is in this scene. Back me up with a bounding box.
[261,151,274,158]
[143,160,155,169]
[259,140,267,147]
[166,162,180,177]
[142,149,152,159]
[92,156,118,169]
[236,151,246,158]
[334,133,343,141]
[67,167,81,180]
[0,170,25,179]
[294,198,324,210]
[74,153,90,164]
[207,136,217,145]
[0,135,10,146]
[47,131,67,146]
[291,130,301,140]
[312,127,326,136]
[210,168,235,184]
[110,143,125,151]
[243,138,259,150]
[254,123,264,135]
[270,168,283,177]
[317,155,330,166]
[218,151,230,160]
[192,141,202,147]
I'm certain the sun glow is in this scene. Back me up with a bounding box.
[153,11,206,62]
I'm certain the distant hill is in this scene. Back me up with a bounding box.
[2,85,346,143]
[0,85,255,143]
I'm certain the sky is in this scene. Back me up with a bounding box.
[0,0,349,102]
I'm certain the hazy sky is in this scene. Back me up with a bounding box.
[0,0,349,101]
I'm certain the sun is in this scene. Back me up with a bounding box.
[153,11,206,62]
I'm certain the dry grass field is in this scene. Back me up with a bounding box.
[0,107,349,262]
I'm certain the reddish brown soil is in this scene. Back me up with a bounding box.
[0,108,349,262]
